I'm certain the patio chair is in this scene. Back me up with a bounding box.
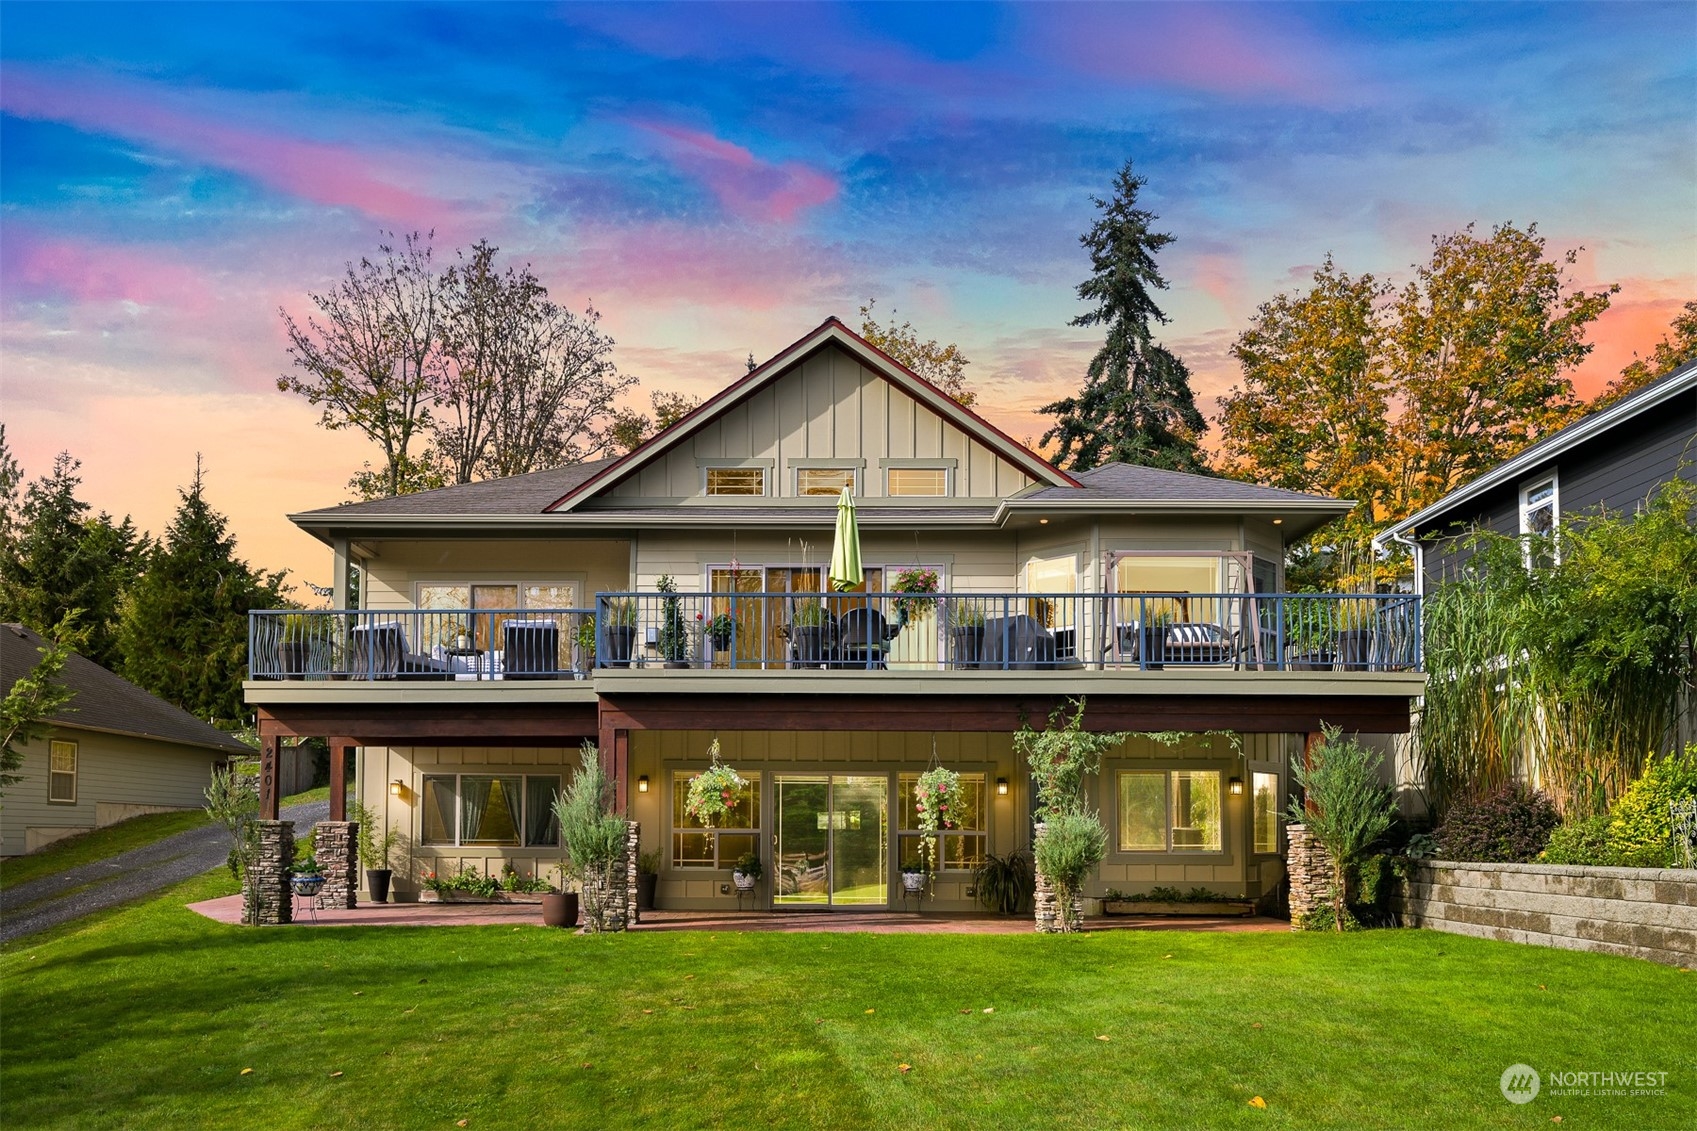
[502,620,561,680]
[348,621,453,681]
[981,615,1058,670]
[835,607,901,669]
[1165,622,1232,666]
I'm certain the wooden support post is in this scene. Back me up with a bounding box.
[1302,730,1322,815]
[599,716,630,814]
[328,741,353,822]
[259,732,281,820]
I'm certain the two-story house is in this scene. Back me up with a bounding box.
[246,318,1425,912]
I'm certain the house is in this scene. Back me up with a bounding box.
[246,317,1425,912]
[1376,359,1697,590]
[1,623,253,856]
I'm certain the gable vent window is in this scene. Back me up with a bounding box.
[706,467,766,496]
[887,467,948,497]
[797,467,856,496]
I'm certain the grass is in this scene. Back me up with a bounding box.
[0,810,210,891]
[2,878,1692,1130]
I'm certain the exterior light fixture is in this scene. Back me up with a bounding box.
[638,775,650,793]
[1228,777,1245,796]
[996,777,1009,796]
[1038,518,1049,525]
[1273,518,1283,525]
[389,779,404,797]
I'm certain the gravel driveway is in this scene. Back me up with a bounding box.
[0,799,331,943]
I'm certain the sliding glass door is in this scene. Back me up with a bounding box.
[772,774,889,908]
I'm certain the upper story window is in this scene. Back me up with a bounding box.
[887,467,948,497]
[797,467,856,496]
[706,467,766,496]
[1520,475,1558,537]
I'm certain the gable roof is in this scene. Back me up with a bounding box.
[544,317,1080,512]
[1,624,252,756]
[292,459,616,521]
[1022,462,1350,506]
[1378,359,1697,542]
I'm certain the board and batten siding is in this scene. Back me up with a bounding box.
[361,539,632,610]
[631,529,1017,592]
[1,728,223,856]
[598,344,1036,502]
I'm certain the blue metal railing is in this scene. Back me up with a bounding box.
[247,608,594,681]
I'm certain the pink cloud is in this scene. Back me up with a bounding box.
[1,70,452,226]
[6,235,220,316]
[633,121,838,224]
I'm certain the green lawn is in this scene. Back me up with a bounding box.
[0,810,210,891]
[2,875,1691,1131]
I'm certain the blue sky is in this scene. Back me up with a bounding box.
[3,2,1692,576]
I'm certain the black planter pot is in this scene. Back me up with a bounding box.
[605,626,637,668]
[365,868,393,904]
[951,626,984,670]
[636,872,658,911]
[1337,628,1372,671]
[1139,625,1168,670]
[278,641,312,678]
[1288,650,1335,673]
[542,892,580,928]
[789,626,826,668]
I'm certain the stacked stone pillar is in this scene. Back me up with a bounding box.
[314,821,359,910]
[580,820,640,932]
[1031,822,1085,934]
[1285,823,1334,931]
[245,820,295,926]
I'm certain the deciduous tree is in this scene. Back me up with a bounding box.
[1041,162,1207,473]
[859,299,977,407]
[0,613,82,801]
[1600,298,1697,406]
[604,390,703,454]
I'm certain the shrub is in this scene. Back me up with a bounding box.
[1034,810,1107,931]
[1607,747,1697,868]
[553,743,629,932]
[1539,815,1616,866]
[1435,782,1558,863]
[1286,725,1395,932]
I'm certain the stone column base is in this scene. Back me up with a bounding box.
[245,820,295,926]
[1285,823,1334,930]
[581,819,641,932]
[1032,821,1086,934]
[315,821,359,910]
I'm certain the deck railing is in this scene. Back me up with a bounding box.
[248,608,594,681]
[593,591,1422,673]
[248,593,1421,680]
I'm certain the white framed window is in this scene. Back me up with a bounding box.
[1519,474,1559,568]
[1252,771,1279,854]
[672,770,763,868]
[796,467,857,496]
[1116,769,1224,853]
[419,773,562,847]
[897,773,988,870]
[706,466,767,496]
[887,467,949,497]
[414,581,582,655]
[48,739,77,804]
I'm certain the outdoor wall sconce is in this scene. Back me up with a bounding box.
[638,775,650,794]
[389,779,404,797]
[996,777,1009,796]
[1228,777,1245,796]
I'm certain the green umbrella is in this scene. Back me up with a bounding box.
[828,486,863,593]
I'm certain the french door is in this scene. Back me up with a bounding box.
[772,774,889,907]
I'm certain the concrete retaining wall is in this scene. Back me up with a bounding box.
[1398,861,1696,967]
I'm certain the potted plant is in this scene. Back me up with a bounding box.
[1286,616,1336,672]
[355,801,400,904]
[732,850,763,892]
[1336,599,1375,671]
[699,611,736,665]
[948,601,986,669]
[892,567,940,622]
[913,765,962,891]
[656,574,691,668]
[574,617,597,676]
[279,614,314,678]
[603,598,638,667]
[785,598,829,668]
[1139,607,1174,670]
[636,850,660,911]
[440,619,470,651]
[684,739,746,828]
[542,868,580,929]
[291,851,325,900]
[900,861,928,894]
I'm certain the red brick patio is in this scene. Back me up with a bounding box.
[187,894,1287,933]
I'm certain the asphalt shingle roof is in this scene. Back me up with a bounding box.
[293,459,617,518]
[1022,462,1345,505]
[1,624,252,755]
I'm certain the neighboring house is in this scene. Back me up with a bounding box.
[247,317,1425,911]
[1,623,253,856]
[1377,360,1697,590]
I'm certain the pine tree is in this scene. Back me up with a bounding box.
[0,451,145,669]
[118,458,289,725]
[1041,161,1208,473]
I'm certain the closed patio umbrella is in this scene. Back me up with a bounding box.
[828,486,863,593]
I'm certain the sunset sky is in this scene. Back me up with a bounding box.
[3,2,1693,588]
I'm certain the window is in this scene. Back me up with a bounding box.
[673,770,762,868]
[1115,769,1223,852]
[898,774,987,870]
[416,581,579,654]
[1519,475,1558,537]
[419,774,561,847]
[1252,772,1279,854]
[706,467,766,496]
[48,739,77,804]
[797,467,856,496]
[887,467,948,497]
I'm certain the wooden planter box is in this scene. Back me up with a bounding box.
[1101,899,1255,918]
[419,890,547,905]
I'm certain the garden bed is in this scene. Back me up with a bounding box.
[419,890,547,905]
[1101,899,1255,918]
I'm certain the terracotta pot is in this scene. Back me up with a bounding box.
[542,892,579,928]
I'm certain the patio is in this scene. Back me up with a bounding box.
[187,894,1287,934]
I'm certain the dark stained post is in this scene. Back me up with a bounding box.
[599,711,629,814]
[328,740,354,822]
[1302,730,1322,815]
[259,732,281,820]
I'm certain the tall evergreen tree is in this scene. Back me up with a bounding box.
[0,451,144,669]
[118,459,290,725]
[1041,161,1208,473]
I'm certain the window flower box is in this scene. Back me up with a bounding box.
[419,890,548,905]
[1100,898,1254,918]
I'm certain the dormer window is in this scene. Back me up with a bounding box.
[706,467,766,496]
[797,467,857,496]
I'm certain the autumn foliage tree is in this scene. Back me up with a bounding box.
[859,299,977,407]
[1600,299,1697,406]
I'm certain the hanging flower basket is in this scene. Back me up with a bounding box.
[892,567,940,620]
[684,739,746,829]
[914,765,963,878]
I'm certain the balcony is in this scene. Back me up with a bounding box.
[248,609,595,682]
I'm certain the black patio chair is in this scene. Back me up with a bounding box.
[835,606,901,669]
[503,619,562,680]
[981,615,1058,670]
